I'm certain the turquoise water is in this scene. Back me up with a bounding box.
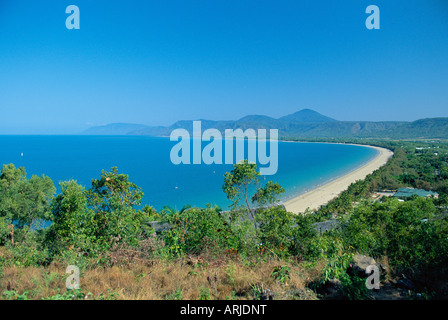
[0,136,377,210]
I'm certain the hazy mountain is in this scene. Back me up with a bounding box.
[278,108,337,123]
[82,123,151,135]
[279,121,407,138]
[381,118,448,139]
[82,109,448,139]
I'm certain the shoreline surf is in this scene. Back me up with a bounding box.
[282,143,394,214]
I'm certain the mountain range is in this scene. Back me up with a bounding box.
[82,109,448,139]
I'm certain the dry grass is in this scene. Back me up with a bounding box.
[0,257,323,300]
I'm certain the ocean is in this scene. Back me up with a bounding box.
[0,135,377,211]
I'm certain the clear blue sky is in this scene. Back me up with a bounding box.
[1,0,447,134]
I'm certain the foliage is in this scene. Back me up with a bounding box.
[256,206,293,257]
[271,265,290,284]
[159,205,237,258]
[321,253,354,283]
[167,288,182,300]
[199,288,210,300]
[252,181,285,207]
[6,241,50,267]
[339,273,369,300]
[340,196,448,275]
[85,167,147,248]
[0,164,55,244]
[3,290,29,300]
[1,139,448,299]
[223,160,260,226]
[46,180,97,256]
[223,160,286,232]
[42,288,118,300]
[45,168,151,259]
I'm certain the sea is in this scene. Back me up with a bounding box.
[0,135,378,211]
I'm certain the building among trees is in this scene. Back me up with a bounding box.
[393,187,439,200]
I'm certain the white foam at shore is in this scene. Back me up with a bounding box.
[283,144,394,214]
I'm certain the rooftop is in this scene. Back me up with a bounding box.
[394,187,439,199]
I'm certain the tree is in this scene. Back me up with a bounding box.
[16,175,56,230]
[160,206,234,257]
[46,180,96,254]
[252,181,285,207]
[47,169,152,256]
[256,206,293,257]
[0,164,55,242]
[223,160,260,226]
[0,164,27,226]
[0,215,9,245]
[85,167,147,247]
[223,160,285,229]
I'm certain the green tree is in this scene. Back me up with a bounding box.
[0,164,55,242]
[46,180,96,254]
[289,214,319,259]
[252,181,285,207]
[223,160,285,229]
[160,205,235,257]
[256,206,293,257]
[85,167,147,249]
[223,160,260,226]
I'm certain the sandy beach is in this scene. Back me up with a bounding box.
[283,144,394,214]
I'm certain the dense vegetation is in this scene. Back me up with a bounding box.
[0,139,447,300]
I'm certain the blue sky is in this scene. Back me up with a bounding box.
[0,0,447,134]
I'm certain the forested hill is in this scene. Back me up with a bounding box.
[82,109,448,139]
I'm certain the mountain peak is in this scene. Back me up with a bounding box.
[279,109,338,123]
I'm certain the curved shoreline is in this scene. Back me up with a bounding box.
[282,144,394,214]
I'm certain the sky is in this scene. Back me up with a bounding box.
[0,0,448,134]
